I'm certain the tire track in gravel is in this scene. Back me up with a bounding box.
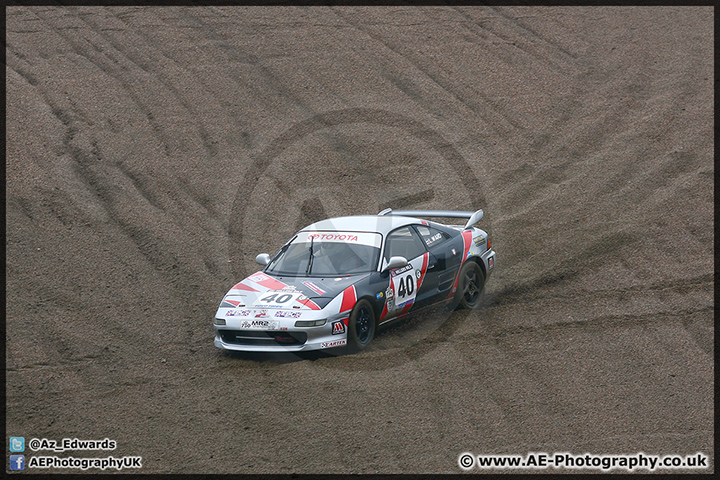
[453,6,584,73]
[6,6,713,473]
[31,8,191,158]
[25,7,228,286]
[487,83,654,228]
[320,276,713,374]
[6,51,156,390]
[54,6,235,271]
[482,9,712,310]
[167,7,333,124]
[66,6,224,158]
[6,8,226,386]
[329,7,522,136]
[483,6,583,64]
[314,253,712,371]
[491,272,713,306]
[10,4,485,397]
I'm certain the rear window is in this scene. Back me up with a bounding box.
[415,225,451,248]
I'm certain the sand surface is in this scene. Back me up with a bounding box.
[5,6,713,474]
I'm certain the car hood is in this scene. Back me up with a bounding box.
[221,271,371,311]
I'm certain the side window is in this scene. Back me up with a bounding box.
[415,225,451,248]
[384,226,427,262]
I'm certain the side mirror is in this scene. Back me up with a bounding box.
[382,256,408,273]
[255,253,271,266]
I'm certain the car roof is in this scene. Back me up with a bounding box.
[300,215,419,235]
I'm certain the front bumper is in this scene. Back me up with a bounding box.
[213,314,348,352]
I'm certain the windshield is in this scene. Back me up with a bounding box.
[266,231,382,276]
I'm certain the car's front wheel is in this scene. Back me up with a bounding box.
[347,299,376,352]
[455,261,485,310]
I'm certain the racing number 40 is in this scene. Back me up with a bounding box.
[259,293,293,304]
[396,274,414,298]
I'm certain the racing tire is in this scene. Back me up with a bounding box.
[454,261,485,310]
[346,299,376,352]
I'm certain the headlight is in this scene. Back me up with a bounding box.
[294,319,327,327]
[214,318,226,326]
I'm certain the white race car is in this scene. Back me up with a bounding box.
[214,209,496,353]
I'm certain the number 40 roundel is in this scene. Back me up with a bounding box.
[392,269,417,307]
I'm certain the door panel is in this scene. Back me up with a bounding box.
[381,226,430,318]
[413,225,464,303]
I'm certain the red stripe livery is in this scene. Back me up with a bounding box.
[340,285,357,313]
[447,230,473,299]
[297,298,322,310]
[231,282,260,292]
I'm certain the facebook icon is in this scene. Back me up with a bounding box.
[10,455,25,470]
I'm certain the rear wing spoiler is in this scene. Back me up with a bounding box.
[378,208,484,230]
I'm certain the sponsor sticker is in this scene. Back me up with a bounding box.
[303,281,327,296]
[279,285,301,293]
[321,339,347,348]
[225,309,250,317]
[253,292,303,308]
[473,235,486,246]
[426,232,443,246]
[296,231,382,248]
[376,292,384,300]
[391,264,413,276]
[392,259,419,308]
[240,319,279,330]
[308,233,358,242]
[332,321,346,335]
[274,311,302,318]
[249,273,269,283]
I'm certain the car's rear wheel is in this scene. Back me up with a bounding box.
[347,299,376,352]
[455,261,485,310]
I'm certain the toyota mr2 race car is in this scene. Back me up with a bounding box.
[214,209,496,353]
